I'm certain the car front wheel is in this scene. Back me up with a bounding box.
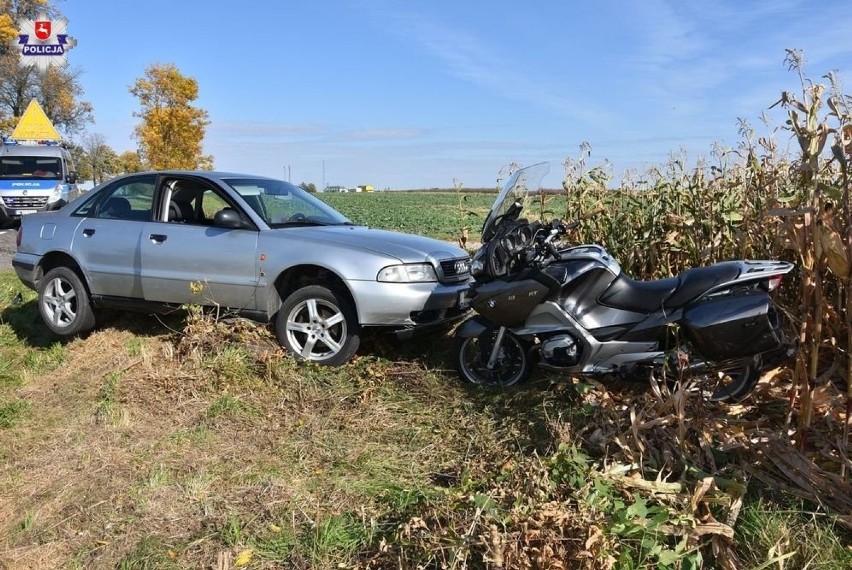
[275,285,360,366]
[37,266,96,337]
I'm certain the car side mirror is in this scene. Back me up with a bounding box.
[66,172,77,184]
[213,208,244,228]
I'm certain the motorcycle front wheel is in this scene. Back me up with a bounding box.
[454,330,532,387]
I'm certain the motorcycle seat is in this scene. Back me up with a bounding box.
[664,261,741,310]
[599,274,679,313]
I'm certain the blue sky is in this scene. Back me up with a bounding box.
[56,0,852,189]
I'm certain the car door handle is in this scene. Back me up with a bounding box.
[82,228,95,237]
[149,233,167,244]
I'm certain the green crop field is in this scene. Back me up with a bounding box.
[320,191,496,242]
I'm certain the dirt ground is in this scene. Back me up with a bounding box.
[0,226,16,268]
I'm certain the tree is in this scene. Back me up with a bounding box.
[115,150,143,175]
[64,141,88,181]
[0,1,93,137]
[129,63,213,170]
[299,182,318,193]
[77,132,118,185]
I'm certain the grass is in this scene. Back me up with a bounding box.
[736,493,852,569]
[0,399,29,428]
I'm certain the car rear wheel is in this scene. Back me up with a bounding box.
[37,266,96,337]
[275,285,360,366]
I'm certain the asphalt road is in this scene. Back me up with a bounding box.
[0,227,16,268]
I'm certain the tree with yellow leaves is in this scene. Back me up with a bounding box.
[0,1,93,136]
[130,63,213,170]
[115,150,144,175]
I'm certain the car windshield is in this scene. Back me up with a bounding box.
[223,178,353,227]
[0,156,62,180]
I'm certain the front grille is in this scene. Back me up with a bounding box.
[438,257,471,283]
[3,195,48,208]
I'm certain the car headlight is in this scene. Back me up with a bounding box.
[377,263,438,283]
[46,185,62,204]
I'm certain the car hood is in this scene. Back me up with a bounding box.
[268,225,468,263]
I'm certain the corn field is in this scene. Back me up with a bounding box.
[548,51,851,480]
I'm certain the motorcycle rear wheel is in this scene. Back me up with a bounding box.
[454,330,532,387]
[680,358,762,403]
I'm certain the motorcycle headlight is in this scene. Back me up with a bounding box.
[470,248,486,277]
[377,263,438,283]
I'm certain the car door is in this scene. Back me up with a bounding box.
[69,174,156,298]
[140,176,261,309]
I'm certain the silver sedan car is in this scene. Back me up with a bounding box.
[12,171,471,365]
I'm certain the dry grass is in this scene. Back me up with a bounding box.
[0,291,848,569]
[0,294,554,568]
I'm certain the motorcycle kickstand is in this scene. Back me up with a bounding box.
[486,326,507,370]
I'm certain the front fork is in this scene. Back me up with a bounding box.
[486,326,507,370]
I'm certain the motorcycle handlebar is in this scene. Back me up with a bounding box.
[545,241,561,260]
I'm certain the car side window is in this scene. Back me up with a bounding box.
[163,179,237,226]
[74,175,156,220]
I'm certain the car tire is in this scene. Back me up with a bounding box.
[275,285,360,366]
[37,266,96,337]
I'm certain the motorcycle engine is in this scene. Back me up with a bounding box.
[540,334,581,367]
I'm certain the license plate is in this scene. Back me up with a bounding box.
[16,210,37,216]
[457,288,471,309]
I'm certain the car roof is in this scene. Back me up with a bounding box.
[124,170,278,181]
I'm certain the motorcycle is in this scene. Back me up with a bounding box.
[453,162,795,402]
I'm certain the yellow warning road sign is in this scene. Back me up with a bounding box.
[10,99,61,141]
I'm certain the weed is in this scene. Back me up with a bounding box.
[0,399,30,428]
[204,394,257,419]
[549,442,591,488]
[167,425,211,445]
[22,341,65,373]
[94,372,126,426]
[252,523,297,561]
[218,513,249,547]
[301,513,372,566]
[0,358,22,388]
[115,536,181,570]
[736,495,852,570]
[125,337,146,357]
[18,509,34,533]
[145,464,172,489]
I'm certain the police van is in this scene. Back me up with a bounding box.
[0,99,81,226]
[0,141,81,225]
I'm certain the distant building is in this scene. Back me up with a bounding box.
[325,185,347,193]
[358,184,374,192]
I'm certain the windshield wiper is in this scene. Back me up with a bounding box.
[273,219,334,227]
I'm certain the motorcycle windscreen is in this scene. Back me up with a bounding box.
[681,292,783,362]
